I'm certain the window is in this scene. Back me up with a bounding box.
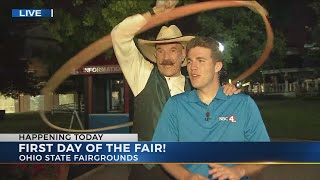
[59,94,75,105]
[30,95,43,111]
[108,79,124,112]
[0,95,15,113]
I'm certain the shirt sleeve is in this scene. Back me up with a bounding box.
[244,97,270,142]
[152,98,179,142]
[111,14,154,97]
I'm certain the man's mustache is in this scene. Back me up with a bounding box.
[160,59,174,65]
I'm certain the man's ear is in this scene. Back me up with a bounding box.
[181,48,187,64]
[182,48,186,58]
[215,62,223,73]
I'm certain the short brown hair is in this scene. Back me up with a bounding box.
[186,36,222,62]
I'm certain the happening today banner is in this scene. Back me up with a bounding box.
[0,134,320,163]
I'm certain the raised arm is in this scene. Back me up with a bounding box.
[111,0,179,96]
[111,14,153,97]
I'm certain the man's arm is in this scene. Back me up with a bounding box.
[235,164,268,177]
[111,0,179,96]
[111,13,153,97]
[208,164,268,180]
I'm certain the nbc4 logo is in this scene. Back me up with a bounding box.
[219,115,236,123]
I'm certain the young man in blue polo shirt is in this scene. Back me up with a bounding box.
[153,37,270,180]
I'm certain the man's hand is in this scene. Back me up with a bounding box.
[208,164,245,180]
[185,172,209,180]
[154,0,179,14]
[222,83,241,96]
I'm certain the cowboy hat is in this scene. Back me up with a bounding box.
[137,25,194,66]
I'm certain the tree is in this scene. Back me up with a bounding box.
[30,0,155,94]
[33,0,286,83]
[308,0,320,26]
[0,36,41,98]
[305,0,320,64]
[197,6,287,81]
[0,1,42,98]
[308,0,320,46]
[32,0,153,71]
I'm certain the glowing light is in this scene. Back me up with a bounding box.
[218,42,224,52]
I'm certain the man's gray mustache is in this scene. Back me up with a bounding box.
[160,60,174,65]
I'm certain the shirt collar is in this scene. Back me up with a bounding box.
[164,72,183,81]
[188,86,228,103]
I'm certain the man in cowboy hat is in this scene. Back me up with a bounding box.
[111,0,239,179]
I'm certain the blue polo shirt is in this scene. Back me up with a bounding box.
[152,87,270,177]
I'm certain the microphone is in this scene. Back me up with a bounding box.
[205,112,210,121]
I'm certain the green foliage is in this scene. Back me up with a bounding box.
[263,30,287,70]
[102,0,151,27]
[308,0,320,42]
[0,37,42,98]
[32,0,45,9]
[46,9,80,43]
[32,0,286,83]
[33,0,152,74]
[198,8,266,66]
[309,0,320,22]
[72,0,84,7]
[0,73,42,99]
[305,0,320,64]
[197,7,286,81]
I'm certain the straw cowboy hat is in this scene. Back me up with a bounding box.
[137,25,194,66]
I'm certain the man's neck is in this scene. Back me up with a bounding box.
[163,72,182,78]
[197,83,219,105]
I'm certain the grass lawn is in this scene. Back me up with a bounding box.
[256,98,320,140]
[0,112,83,133]
[1,98,320,140]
